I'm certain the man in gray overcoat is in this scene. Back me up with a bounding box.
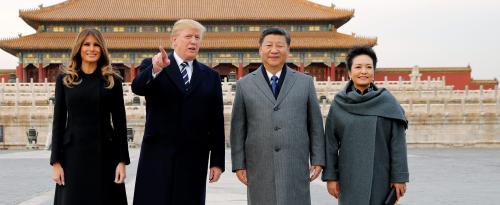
[230,27,325,205]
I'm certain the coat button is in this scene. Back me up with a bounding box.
[275,147,281,152]
[274,127,280,131]
[273,107,280,111]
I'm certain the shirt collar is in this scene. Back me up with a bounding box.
[350,82,375,95]
[173,51,194,68]
[266,69,282,81]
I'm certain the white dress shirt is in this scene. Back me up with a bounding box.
[266,69,282,84]
[152,51,194,80]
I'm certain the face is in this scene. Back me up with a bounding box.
[259,34,289,70]
[80,34,101,64]
[172,28,202,61]
[348,54,375,90]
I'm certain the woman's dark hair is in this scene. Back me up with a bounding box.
[346,46,377,71]
[258,27,291,46]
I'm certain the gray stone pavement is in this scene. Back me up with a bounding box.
[1,148,499,205]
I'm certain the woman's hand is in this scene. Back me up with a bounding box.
[391,182,407,200]
[235,169,248,185]
[309,165,322,181]
[327,180,341,199]
[209,167,222,183]
[114,162,126,184]
[52,162,65,186]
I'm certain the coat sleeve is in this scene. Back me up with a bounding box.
[390,120,409,182]
[306,77,325,166]
[208,73,225,172]
[230,81,247,172]
[131,58,155,96]
[111,77,131,165]
[321,104,340,181]
[50,74,67,165]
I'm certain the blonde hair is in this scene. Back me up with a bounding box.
[62,28,120,89]
[171,19,206,39]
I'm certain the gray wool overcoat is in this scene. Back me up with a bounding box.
[322,81,409,205]
[230,66,325,205]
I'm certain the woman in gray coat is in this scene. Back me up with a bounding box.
[322,46,409,205]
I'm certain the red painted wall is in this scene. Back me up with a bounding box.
[0,74,10,82]
[375,69,497,90]
[374,72,411,81]
[0,69,15,82]
[420,72,471,90]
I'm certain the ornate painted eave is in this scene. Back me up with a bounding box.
[0,31,377,55]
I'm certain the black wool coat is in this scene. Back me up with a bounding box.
[132,54,225,205]
[51,71,130,205]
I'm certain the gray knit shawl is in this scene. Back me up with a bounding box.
[334,81,408,128]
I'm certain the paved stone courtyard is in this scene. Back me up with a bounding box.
[1,148,499,205]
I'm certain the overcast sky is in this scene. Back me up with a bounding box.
[0,0,499,80]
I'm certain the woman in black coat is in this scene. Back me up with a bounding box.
[50,28,130,205]
[322,46,409,205]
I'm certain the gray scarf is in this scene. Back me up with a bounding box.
[334,81,408,128]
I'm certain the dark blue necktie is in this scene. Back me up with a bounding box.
[180,62,189,86]
[271,75,278,96]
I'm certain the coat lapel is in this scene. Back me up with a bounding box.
[276,67,297,106]
[186,60,205,96]
[251,66,276,105]
[164,54,187,94]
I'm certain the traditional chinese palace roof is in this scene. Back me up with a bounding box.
[0,0,378,55]
[19,0,354,28]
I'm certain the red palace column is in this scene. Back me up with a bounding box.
[237,63,244,80]
[330,62,336,81]
[343,67,349,80]
[299,62,305,73]
[17,63,23,82]
[38,63,44,82]
[323,67,328,81]
[130,63,136,82]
